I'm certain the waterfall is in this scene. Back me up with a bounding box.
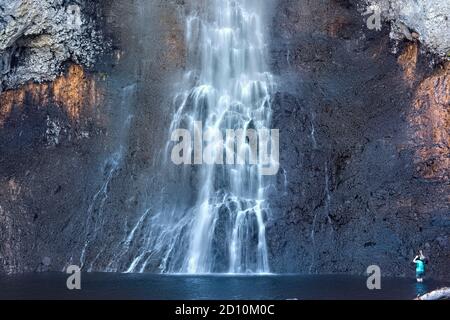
[127,0,275,274]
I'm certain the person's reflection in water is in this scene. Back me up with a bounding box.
[415,282,428,298]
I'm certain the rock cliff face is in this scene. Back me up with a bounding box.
[267,0,449,280]
[0,0,106,274]
[0,0,185,274]
[0,0,449,280]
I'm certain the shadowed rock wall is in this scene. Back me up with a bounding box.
[266,0,449,280]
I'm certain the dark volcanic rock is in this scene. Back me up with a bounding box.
[266,0,449,280]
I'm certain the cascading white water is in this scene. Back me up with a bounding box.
[126,0,275,274]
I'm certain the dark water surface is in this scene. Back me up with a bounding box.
[0,273,447,300]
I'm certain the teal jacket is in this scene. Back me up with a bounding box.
[415,260,425,273]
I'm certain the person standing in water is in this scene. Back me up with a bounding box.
[413,250,428,282]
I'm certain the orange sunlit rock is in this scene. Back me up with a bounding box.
[409,62,450,182]
[0,64,102,127]
[398,43,418,86]
[0,88,25,127]
[52,64,101,120]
